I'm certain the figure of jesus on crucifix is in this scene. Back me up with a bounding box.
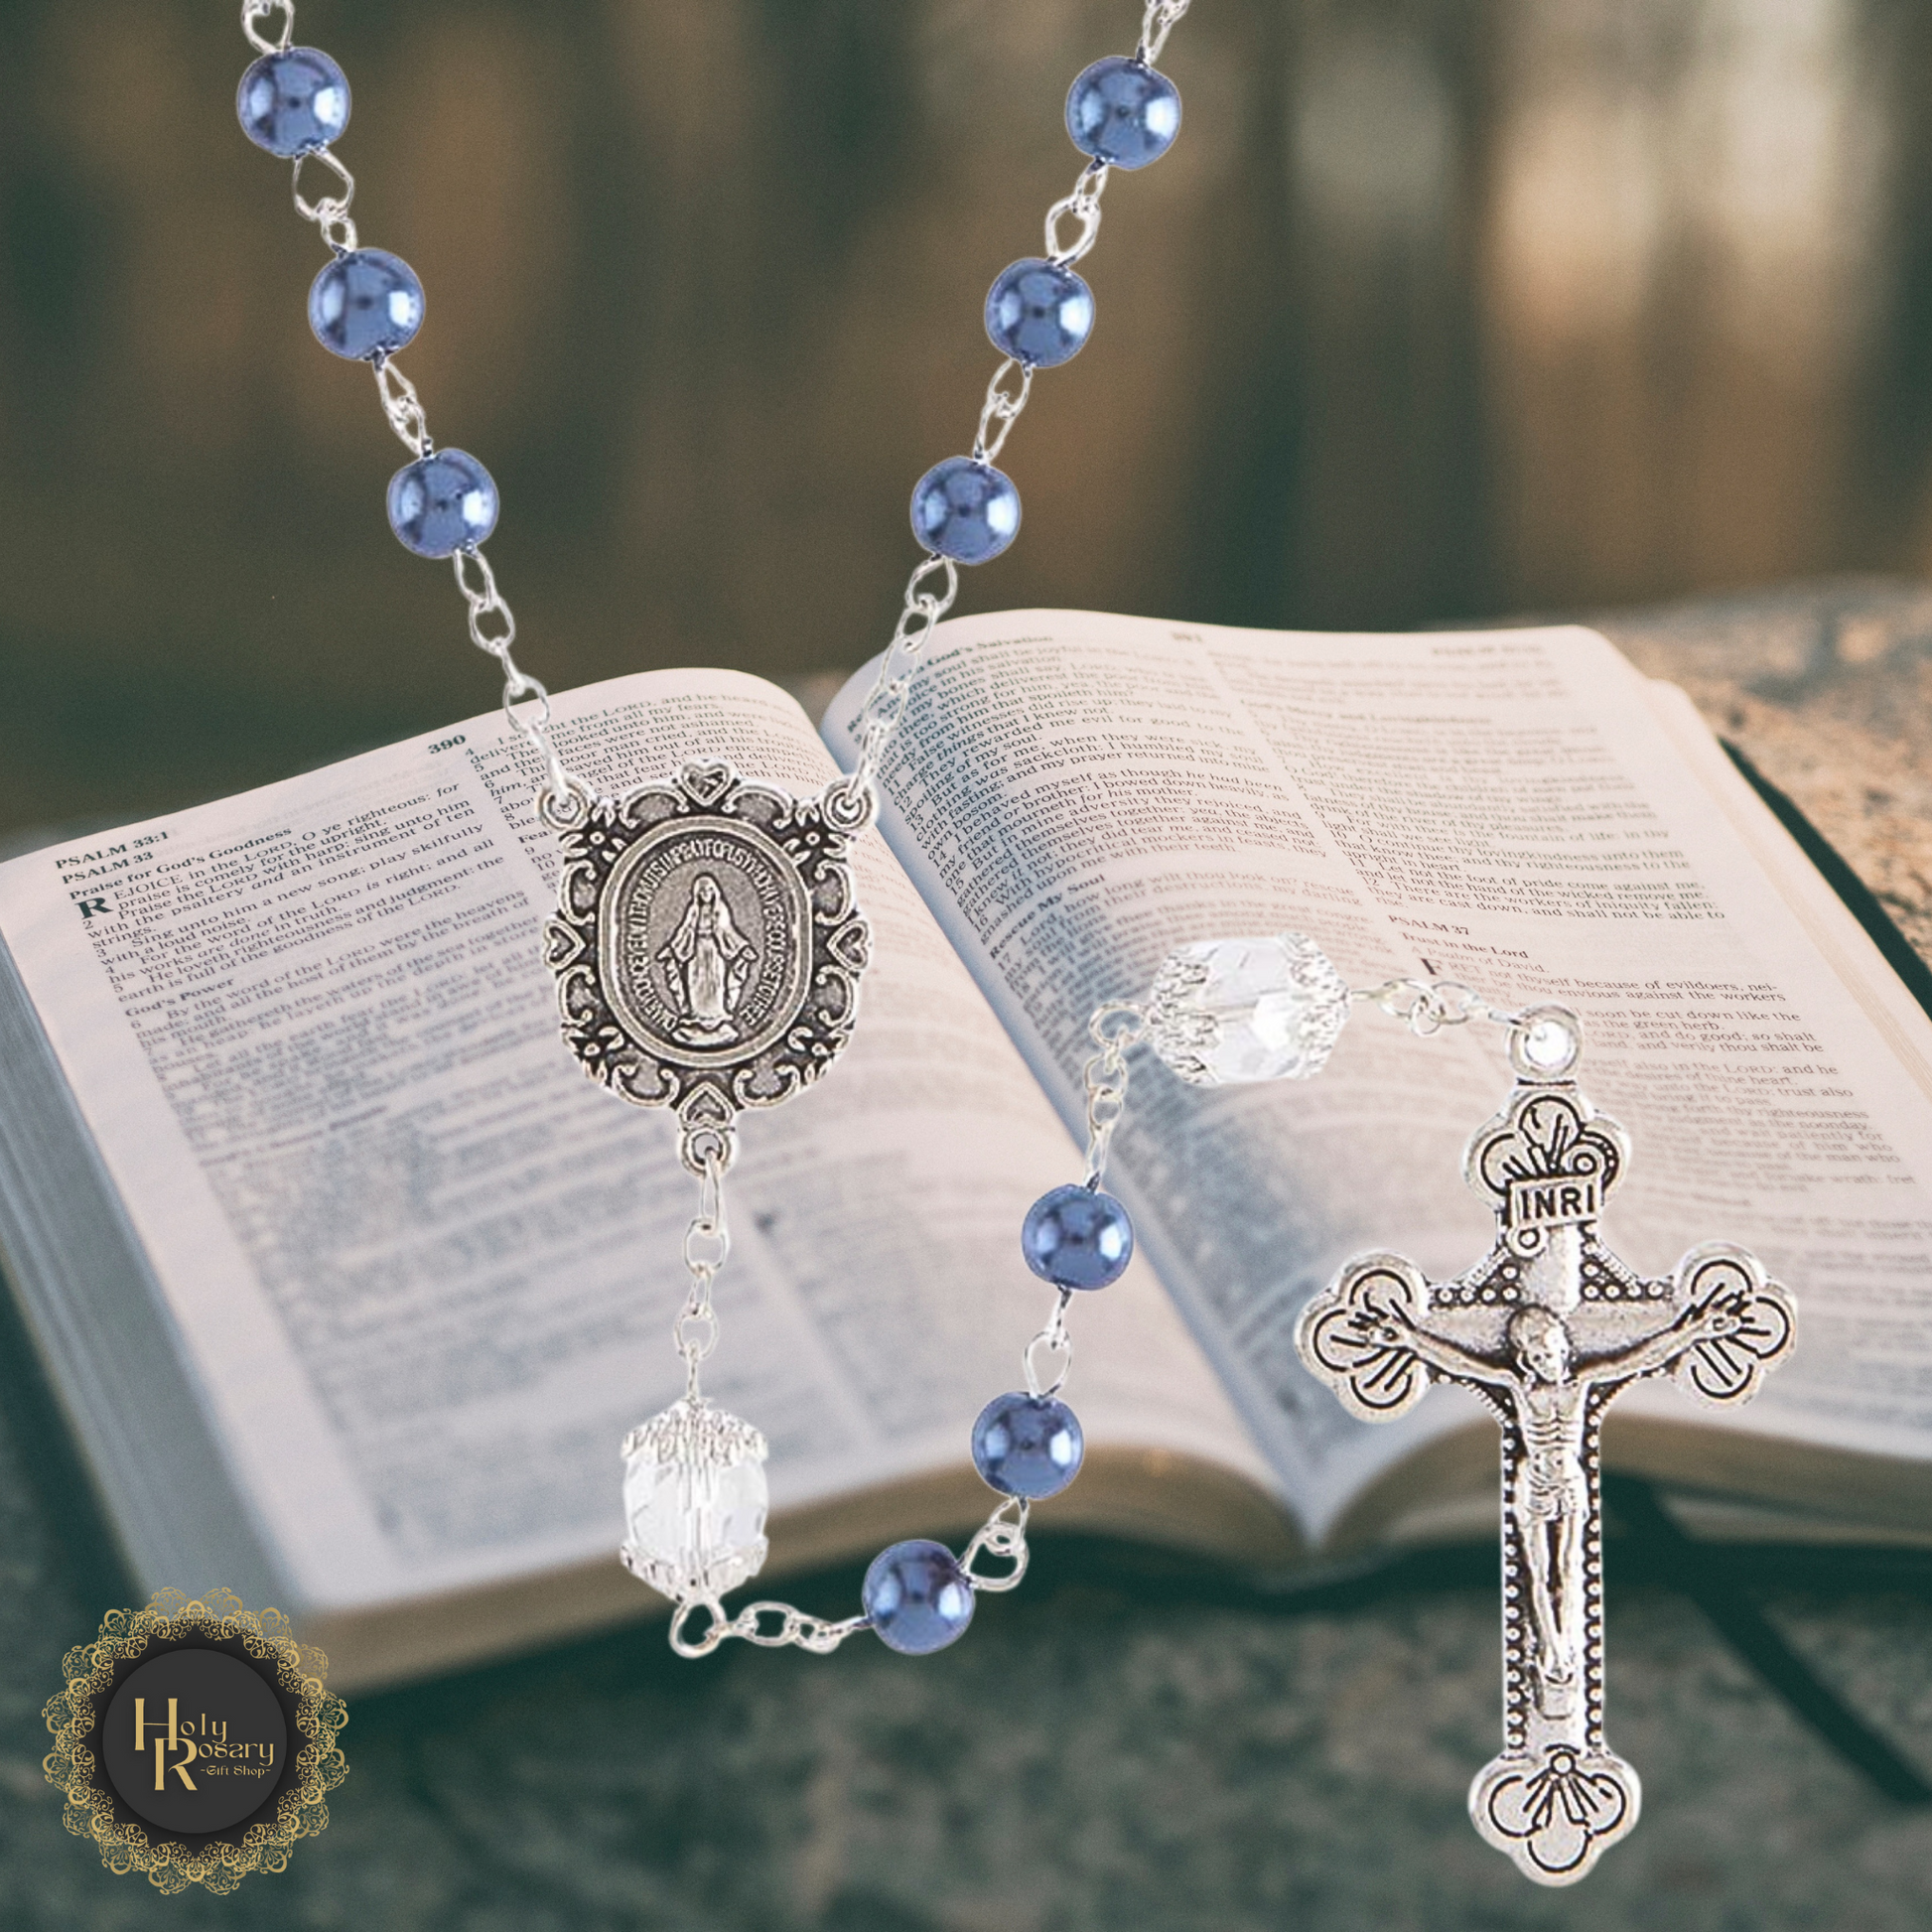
[1378,1290,1758,1703]
[1295,1007,1795,1885]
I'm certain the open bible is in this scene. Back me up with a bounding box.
[4,612,1931,1690]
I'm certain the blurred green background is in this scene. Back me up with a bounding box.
[7,0,1932,838]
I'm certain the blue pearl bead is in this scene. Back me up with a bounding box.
[387,451,498,558]
[863,1540,975,1654]
[973,1391,1085,1500]
[309,249,424,361]
[986,258,1094,369]
[236,48,351,157]
[1066,57,1181,170]
[1023,1183,1134,1290]
[910,458,1020,564]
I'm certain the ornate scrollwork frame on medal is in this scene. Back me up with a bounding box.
[542,760,873,1173]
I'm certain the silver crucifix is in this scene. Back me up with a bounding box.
[1294,1005,1795,1884]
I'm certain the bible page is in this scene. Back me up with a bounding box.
[0,667,1263,1614]
[826,613,1932,1540]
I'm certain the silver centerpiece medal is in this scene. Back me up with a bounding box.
[543,759,872,1172]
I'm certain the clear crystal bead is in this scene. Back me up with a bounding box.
[619,1399,769,1603]
[1524,1019,1573,1070]
[1147,933,1350,1084]
[1510,1004,1582,1081]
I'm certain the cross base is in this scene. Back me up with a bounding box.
[1472,1744,1640,1884]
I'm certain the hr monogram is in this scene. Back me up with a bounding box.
[1295,1009,1794,1884]
[132,1697,201,1792]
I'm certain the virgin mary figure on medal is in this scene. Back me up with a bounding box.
[659,875,757,1046]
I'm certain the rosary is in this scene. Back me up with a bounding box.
[235,0,1794,1884]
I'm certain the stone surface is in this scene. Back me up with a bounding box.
[1583,577,1932,972]
[7,581,1932,1925]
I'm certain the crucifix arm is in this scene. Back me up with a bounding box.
[1375,1306,1515,1390]
[1578,1251,1794,1401]
[1296,1256,1512,1424]
[1576,1289,1749,1386]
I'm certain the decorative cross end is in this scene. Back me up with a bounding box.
[1470,1742,1640,1884]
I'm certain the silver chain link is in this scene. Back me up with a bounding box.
[447,546,585,822]
[674,1154,730,1402]
[1082,1001,1147,1187]
[1138,0,1191,64]
[291,146,357,253]
[452,545,515,654]
[1025,1289,1075,1398]
[372,354,432,456]
[960,1495,1032,1591]
[824,552,959,832]
[973,357,1035,464]
[1044,160,1112,267]
[670,1596,873,1658]
[242,0,293,57]
[1353,978,1521,1039]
